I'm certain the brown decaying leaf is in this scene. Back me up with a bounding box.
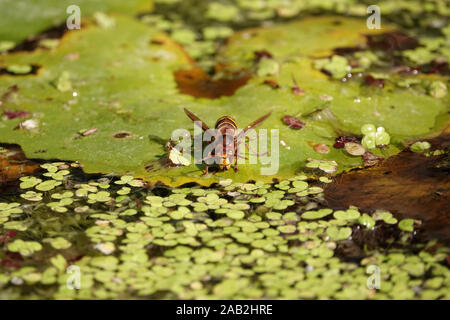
[174,67,251,99]
[325,132,450,244]
[0,144,40,186]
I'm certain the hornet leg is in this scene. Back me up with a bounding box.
[201,164,209,176]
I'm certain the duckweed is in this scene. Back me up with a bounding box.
[410,141,431,153]
[361,124,391,149]
[398,219,415,232]
[0,162,448,300]
[306,159,338,174]
[314,56,350,79]
[6,64,32,74]
[333,208,360,221]
[7,240,42,257]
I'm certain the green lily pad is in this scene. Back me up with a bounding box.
[0,0,151,43]
[0,15,446,186]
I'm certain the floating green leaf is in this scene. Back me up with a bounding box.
[301,209,333,220]
[8,240,43,256]
[398,219,415,232]
[326,226,352,241]
[410,141,431,153]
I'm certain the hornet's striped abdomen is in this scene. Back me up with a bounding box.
[183,108,271,175]
[215,116,238,135]
[215,116,238,170]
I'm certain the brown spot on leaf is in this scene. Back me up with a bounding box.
[334,136,360,149]
[334,46,363,56]
[254,50,273,61]
[364,75,384,88]
[174,67,251,99]
[151,39,165,45]
[282,115,305,129]
[8,23,71,53]
[263,79,279,89]
[367,31,419,52]
[113,131,132,139]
